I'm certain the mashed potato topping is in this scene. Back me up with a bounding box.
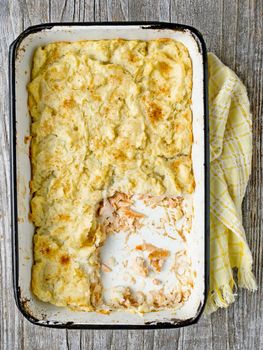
[28,39,194,311]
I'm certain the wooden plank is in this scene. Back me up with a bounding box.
[144,0,170,22]
[49,0,76,22]
[220,0,238,67]
[107,0,129,20]
[171,0,223,55]
[111,330,128,350]
[0,1,28,349]
[230,0,263,349]
[0,0,262,349]
[94,0,109,21]
[0,1,23,348]
[92,330,114,350]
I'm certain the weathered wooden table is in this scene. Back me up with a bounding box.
[0,0,262,349]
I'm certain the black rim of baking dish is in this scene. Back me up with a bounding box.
[9,21,209,329]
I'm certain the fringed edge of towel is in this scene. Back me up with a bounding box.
[205,281,236,315]
[205,265,257,315]
[238,267,257,290]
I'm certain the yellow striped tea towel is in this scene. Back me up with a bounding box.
[206,53,257,314]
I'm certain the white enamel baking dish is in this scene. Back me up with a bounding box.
[9,22,209,329]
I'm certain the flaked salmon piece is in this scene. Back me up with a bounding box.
[109,192,132,209]
[115,192,131,202]
[166,197,183,208]
[136,243,170,272]
[98,192,145,234]
[148,249,170,272]
[124,289,146,308]
[117,200,131,207]
[120,288,139,308]
[170,250,195,288]
[98,198,114,218]
[135,256,149,277]
[118,207,145,218]
[136,243,160,252]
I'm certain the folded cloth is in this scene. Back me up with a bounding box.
[206,53,257,314]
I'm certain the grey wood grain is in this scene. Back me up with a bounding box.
[0,0,262,349]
